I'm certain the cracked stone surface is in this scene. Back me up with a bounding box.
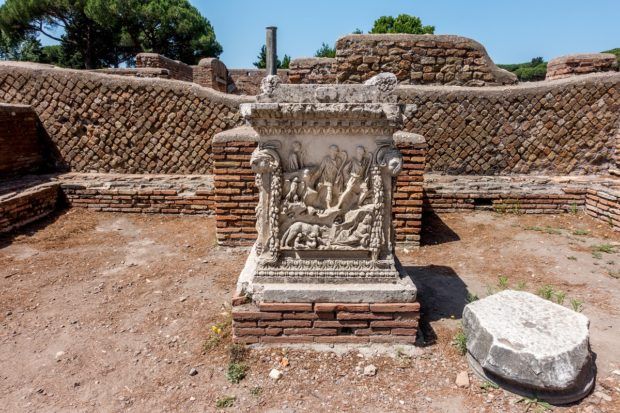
[463,290,594,403]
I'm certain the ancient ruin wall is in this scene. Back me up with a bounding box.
[0,103,46,175]
[335,34,517,86]
[546,53,618,81]
[136,53,194,82]
[397,72,620,175]
[289,58,336,84]
[228,69,289,95]
[193,58,228,92]
[0,62,251,174]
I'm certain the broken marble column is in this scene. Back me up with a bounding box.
[225,73,421,344]
[463,290,595,404]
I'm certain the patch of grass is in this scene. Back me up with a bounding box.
[204,311,233,352]
[516,281,527,290]
[226,362,248,384]
[216,396,236,409]
[525,226,562,235]
[592,243,615,254]
[608,270,620,279]
[395,347,412,367]
[567,256,577,261]
[568,203,579,214]
[229,344,247,363]
[452,330,467,356]
[480,380,499,391]
[516,397,552,412]
[570,298,583,313]
[497,276,509,290]
[592,251,603,260]
[466,292,479,303]
[555,290,566,305]
[537,285,554,301]
[572,229,589,236]
[250,387,262,396]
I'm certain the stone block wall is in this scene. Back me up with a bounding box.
[397,73,620,175]
[0,62,251,174]
[0,103,46,176]
[228,69,289,95]
[136,53,194,82]
[289,58,336,84]
[94,67,171,79]
[193,58,228,92]
[232,302,420,345]
[546,53,618,81]
[335,34,517,86]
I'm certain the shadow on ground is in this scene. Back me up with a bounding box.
[405,264,471,346]
[0,206,68,249]
[421,211,461,246]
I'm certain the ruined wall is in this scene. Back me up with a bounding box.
[228,69,289,95]
[0,103,46,175]
[546,53,618,81]
[0,62,251,174]
[94,67,171,79]
[193,58,228,92]
[397,72,620,175]
[289,58,336,84]
[136,53,194,82]
[335,34,517,86]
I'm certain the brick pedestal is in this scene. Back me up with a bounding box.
[232,301,419,344]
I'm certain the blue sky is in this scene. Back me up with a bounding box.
[1,0,618,67]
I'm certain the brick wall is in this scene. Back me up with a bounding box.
[585,186,620,231]
[135,53,194,82]
[94,67,170,79]
[289,58,336,84]
[0,62,251,174]
[60,173,214,214]
[0,183,60,232]
[0,103,46,176]
[397,73,620,175]
[232,302,419,344]
[212,127,259,246]
[193,58,228,92]
[546,53,618,81]
[393,132,426,246]
[335,34,517,86]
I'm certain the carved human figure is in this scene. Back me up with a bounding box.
[337,145,371,209]
[288,141,304,172]
[313,144,346,208]
[285,176,301,203]
[333,214,373,248]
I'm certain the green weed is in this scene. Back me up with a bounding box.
[452,330,467,355]
[570,298,583,312]
[226,362,248,384]
[216,396,236,409]
[537,285,554,300]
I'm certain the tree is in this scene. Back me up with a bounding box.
[352,28,363,34]
[253,45,290,69]
[314,42,335,58]
[0,32,43,62]
[0,0,222,69]
[370,14,434,35]
[497,57,547,82]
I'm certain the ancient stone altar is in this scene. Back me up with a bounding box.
[228,74,420,344]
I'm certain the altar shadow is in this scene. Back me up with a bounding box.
[420,212,460,246]
[404,265,470,346]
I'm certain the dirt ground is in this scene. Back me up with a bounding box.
[1,209,619,413]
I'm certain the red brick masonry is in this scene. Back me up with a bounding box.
[232,301,420,345]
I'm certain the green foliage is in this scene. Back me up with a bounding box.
[216,396,235,408]
[315,42,336,58]
[555,290,566,305]
[497,276,509,290]
[498,57,547,82]
[370,14,434,35]
[452,330,467,355]
[516,281,527,290]
[0,0,222,68]
[537,285,554,300]
[592,243,615,254]
[572,229,589,236]
[516,397,552,412]
[601,48,620,65]
[0,32,43,62]
[570,298,583,312]
[466,292,479,303]
[253,44,290,69]
[352,28,363,34]
[226,362,247,384]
